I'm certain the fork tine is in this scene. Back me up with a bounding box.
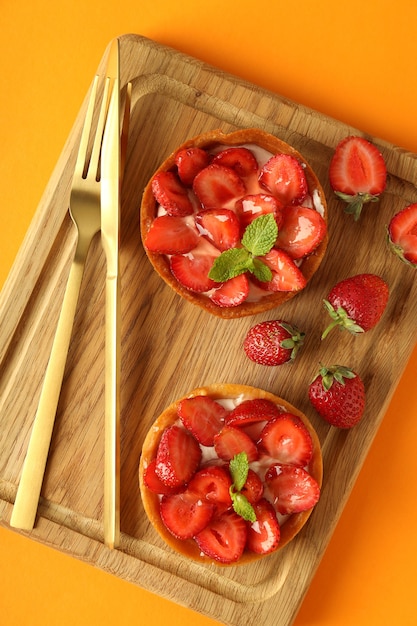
[73,74,99,180]
[89,76,112,182]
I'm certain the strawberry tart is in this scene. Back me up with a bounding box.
[139,383,323,566]
[141,129,328,318]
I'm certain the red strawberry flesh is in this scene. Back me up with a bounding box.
[214,425,258,462]
[144,215,199,254]
[225,398,282,427]
[151,171,194,216]
[193,163,246,208]
[155,425,202,488]
[329,135,387,196]
[259,153,308,206]
[177,395,228,446]
[265,463,320,515]
[276,205,327,259]
[247,498,281,554]
[160,491,214,540]
[195,510,248,563]
[388,202,417,265]
[259,413,313,466]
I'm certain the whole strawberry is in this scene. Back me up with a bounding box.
[387,202,417,267]
[322,273,389,339]
[329,136,387,221]
[243,320,304,366]
[308,365,366,428]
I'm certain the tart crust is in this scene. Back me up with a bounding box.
[139,383,323,566]
[140,128,328,318]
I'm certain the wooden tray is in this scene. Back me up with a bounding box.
[1,34,417,625]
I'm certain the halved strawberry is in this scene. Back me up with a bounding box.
[235,193,284,231]
[195,510,248,563]
[210,273,249,307]
[160,491,214,540]
[259,153,308,206]
[265,463,320,515]
[225,398,282,427]
[329,135,387,220]
[214,425,258,462]
[188,466,233,507]
[175,147,210,186]
[387,202,417,266]
[246,498,281,555]
[195,208,241,251]
[155,425,202,488]
[212,147,258,178]
[259,413,313,467]
[240,469,264,504]
[256,248,307,292]
[143,458,184,496]
[144,215,199,254]
[177,395,228,446]
[151,171,194,216]
[193,163,246,208]
[170,248,218,293]
[276,205,327,259]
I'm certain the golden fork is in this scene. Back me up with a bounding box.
[10,56,117,535]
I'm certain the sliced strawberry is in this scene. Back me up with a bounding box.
[225,398,282,427]
[177,395,228,446]
[170,248,218,293]
[276,205,327,259]
[235,193,284,232]
[329,136,387,220]
[144,215,199,254]
[212,147,258,178]
[329,136,387,196]
[265,463,320,515]
[240,469,264,504]
[259,153,308,206]
[151,171,194,216]
[160,490,214,540]
[188,466,233,507]
[256,248,307,292]
[143,458,184,495]
[155,425,202,488]
[259,414,313,467]
[213,425,258,462]
[195,208,241,251]
[246,498,281,555]
[388,202,417,265]
[175,147,210,186]
[195,510,248,563]
[193,163,246,208]
[210,273,249,307]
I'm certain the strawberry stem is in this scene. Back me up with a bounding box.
[321,300,364,339]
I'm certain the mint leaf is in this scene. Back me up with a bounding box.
[251,257,272,282]
[209,248,251,282]
[230,491,256,522]
[241,213,278,256]
[229,452,249,491]
[228,452,256,522]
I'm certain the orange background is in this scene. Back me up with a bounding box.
[1,1,417,625]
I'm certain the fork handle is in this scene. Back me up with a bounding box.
[10,255,86,530]
[103,272,121,549]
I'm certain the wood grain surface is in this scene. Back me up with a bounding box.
[1,34,417,626]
